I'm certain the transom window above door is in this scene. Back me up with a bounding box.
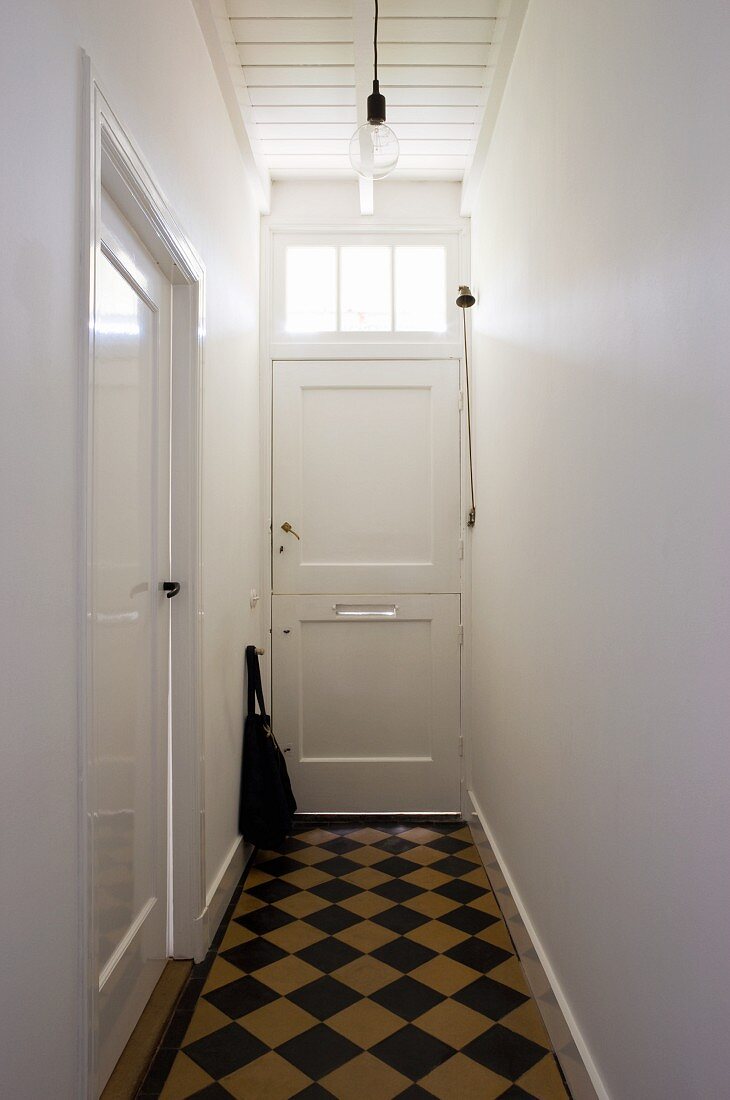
[271,232,461,346]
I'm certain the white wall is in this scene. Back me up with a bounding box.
[0,3,260,1095]
[468,2,730,1098]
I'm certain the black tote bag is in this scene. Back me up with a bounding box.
[239,645,297,848]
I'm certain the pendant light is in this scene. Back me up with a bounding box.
[349,0,399,180]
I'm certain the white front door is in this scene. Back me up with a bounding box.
[272,360,462,812]
[92,191,171,1092]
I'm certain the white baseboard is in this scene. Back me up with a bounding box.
[468,790,609,1100]
[201,835,255,953]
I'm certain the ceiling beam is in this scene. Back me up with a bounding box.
[460,0,529,216]
[353,0,375,216]
[193,0,271,213]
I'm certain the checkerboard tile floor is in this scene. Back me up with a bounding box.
[139,822,569,1099]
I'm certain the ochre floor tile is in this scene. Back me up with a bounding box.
[409,955,481,996]
[467,892,502,916]
[281,866,332,889]
[219,921,256,951]
[289,845,331,866]
[462,865,490,888]
[501,999,551,1046]
[415,999,494,1049]
[339,890,395,919]
[254,954,323,995]
[406,919,469,953]
[233,892,265,917]
[220,1050,312,1100]
[296,828,338,845]
[328,998,404,1048]
[347,827,392,844]
[182,1000,232,1046]
[398,827,443,844]
[335,919,399,953]
[346,845,392,866]
[488,956,531,995]
[321,1050,411,1100]
[477,921,513,952]
[419,1052,511,1100]
[264,919,327,953]
[159,1051,214,1100]
[244,867,274,887]
[332,955,402,995]
[240,998,318,1047]
[202,957,243,994]
[402,867,451,890]
[273,890,330,918]
[402,892,460,920]
[343,866,392,890]
[400,845,447,866]
[517,1053,570,1099]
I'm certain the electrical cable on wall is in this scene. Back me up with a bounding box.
[456,286,476,527]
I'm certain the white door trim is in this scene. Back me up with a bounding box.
[79,57,206,1097]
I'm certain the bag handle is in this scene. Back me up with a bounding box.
[245,645,267,717]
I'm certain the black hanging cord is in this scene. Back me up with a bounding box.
[374,0,378,81]
[457,286,477,527]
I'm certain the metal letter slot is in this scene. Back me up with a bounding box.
[333,604,398,617]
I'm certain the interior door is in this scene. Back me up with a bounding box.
[92,191,171,1092]
[272,360,462,812]
[273,361,461,594]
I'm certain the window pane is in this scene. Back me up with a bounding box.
[286,247,336,333]
[340,246,392,332]
[395,246,447,332]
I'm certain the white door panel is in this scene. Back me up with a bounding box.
[273,361,461,594]
[272,595,461,812]
[93,191,170,1092]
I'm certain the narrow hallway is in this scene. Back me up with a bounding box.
[141,823,567,1099]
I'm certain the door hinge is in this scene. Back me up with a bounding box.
[458,389,464,410]
[458,624,464,645]
[459,735,464,757]
[459,537,464,559]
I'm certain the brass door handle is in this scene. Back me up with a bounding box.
[281,522,300,540]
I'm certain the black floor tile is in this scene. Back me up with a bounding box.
[319,837,363,855]
[374,856,420,878]
[185,1022,268,1078]
[453,975,529,1020]
[374,835,418,854]
[372,879,423,903]
[310,878,361,902]
[438,905,499,935]
[370,976,445,1021]
[248,878,300,904]
[288,975,361,1020]
[463,1024,547,1080]
[371,1025,454,1081]
[430,855,475,878]
[220,936,287,973]
[303,904,362,935]
[204,974,280,1018]
[446,936,512,975]
[371,937,436,974]
[371,905,430,935]
[256,855,307,876]
[292,1085,337,1099]
[235,904,296,934]
[317,856,361,877]
[296,937,360,974]
[433,879,484,904]
[278,1023,361,1079]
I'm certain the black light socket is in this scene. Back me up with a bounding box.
[367,79,386,123]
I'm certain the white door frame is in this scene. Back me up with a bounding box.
[79,58,206,1097]
[259,220,472,817]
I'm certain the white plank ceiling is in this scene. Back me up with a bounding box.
[216,0,514,184]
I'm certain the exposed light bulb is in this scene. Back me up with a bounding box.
[349,121,400,180]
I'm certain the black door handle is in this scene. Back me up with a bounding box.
[162,581,181,599]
